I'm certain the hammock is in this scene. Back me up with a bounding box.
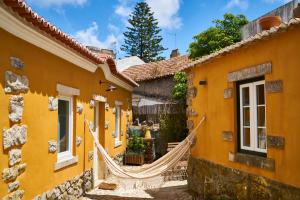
[86,115,206,180]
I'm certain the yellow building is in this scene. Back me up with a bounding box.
[0,1,137,199]
[185,18,300,199]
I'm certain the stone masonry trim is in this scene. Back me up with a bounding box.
[227,62,272,82]
[3,125,27,150]
[267,135,285,149]
[266,80,283,93]
[9,96,24,123]
[4,71,29,94]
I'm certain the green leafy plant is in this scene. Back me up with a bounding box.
[188,13,248,59]
[127,133,145,155]
[172,72,188,100]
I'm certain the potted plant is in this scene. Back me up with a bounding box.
[258,16,281,31]
[125,133,145,165]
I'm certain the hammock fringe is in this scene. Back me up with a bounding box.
[86,115,206,180]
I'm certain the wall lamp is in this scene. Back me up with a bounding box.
[199,80,207,85]
[99,80,117,92]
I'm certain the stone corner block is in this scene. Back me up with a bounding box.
[222,131,233,142]
[224,88,233,99]
[10,57,24,69]
[76,136,82,147]
[8,149,22,167]
[48,97,58,111]
[76,103,83,114]
[2,164,26,182]
[266,80,283,93]
[3,189,24,200]
[9,95,24,123]
[8,180,20,192]
[3,124,27,150]
[105,103,109,111]
[187,120,194,130]
[89,100,95,108]
[4,71,29,94]
[267,135,285,149]
[88,151,93,161]
[104,121,109,129]
[48,140,57,153]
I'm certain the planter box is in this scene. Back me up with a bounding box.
[124,154,144,165]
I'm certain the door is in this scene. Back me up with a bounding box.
[93,102,105,187]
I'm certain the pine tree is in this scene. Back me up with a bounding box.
[121,2,166,63]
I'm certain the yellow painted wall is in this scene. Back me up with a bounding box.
[0,28,132,198]
[187,27,300,188]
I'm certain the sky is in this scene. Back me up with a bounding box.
[26,0,292,59]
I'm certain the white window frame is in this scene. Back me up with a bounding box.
[57,95,74,162]
[239,80,267,153]
[115,105,121,146]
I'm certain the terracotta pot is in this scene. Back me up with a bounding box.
[258,16,282,31]
[293,4,300,18]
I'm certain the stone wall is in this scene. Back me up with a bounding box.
[133,76,175,100]
[187,156,300,200]
[33,169,93,200]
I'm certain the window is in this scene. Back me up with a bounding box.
[115,105,121,144]
[238,79,267,154]
[58,96,73,161]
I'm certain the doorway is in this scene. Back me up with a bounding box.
[93,102,105,187]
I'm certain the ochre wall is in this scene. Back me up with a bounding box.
[0,28,131,198]
[187,27,300,188]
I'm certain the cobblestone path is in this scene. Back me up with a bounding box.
[81,181,192,200]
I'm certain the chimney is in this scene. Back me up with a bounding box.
[170,49,180,58]
[86,46,116,59]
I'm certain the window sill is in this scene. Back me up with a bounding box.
[54,156,78,171]
[114,140,122,148]
[229,152,275,171]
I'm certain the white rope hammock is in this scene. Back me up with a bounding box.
[87,115,206,180]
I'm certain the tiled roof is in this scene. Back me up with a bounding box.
[182,18,300,70]
[2,0,137,87]
[122,55,190,82]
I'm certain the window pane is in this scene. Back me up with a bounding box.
[257,128,267,149]
[243,107,250,126]
[243,128,251,147]
[256,84,265,105]
[257,106,266,127]
[115,107,120,139]
[242,87,250,106]
[58,99,69,153]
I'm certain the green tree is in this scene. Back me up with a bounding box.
[121,2,166,63]
[172,72,188,101]
[188,13,248,59]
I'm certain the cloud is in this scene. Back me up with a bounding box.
[73,22,120,49]
[225,0,249,10]
[27,0,88,7]
[115,4,132,17]
[145,0,182,29]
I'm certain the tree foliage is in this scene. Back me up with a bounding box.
[188,13,248,59]
[172,72,188,100]
[121,2,166,63]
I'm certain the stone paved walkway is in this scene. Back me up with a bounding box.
[81,181,192,200]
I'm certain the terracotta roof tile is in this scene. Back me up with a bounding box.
[2,0,137,87]
[182,18,300,70]
[122,55,190,82]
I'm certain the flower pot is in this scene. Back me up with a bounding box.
[124,153,144,165]
[258,16,281,31]
[293,4,300,18]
